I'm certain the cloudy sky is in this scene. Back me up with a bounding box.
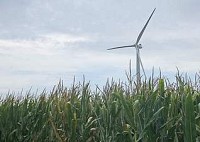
[0,0,199,94]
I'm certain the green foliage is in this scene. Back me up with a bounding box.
[0,74,200,141]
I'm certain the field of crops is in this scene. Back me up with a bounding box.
[0,73,200,142]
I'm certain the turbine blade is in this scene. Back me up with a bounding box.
[139,55,147,79]
[136,8,156,45]
[107,45,135,50]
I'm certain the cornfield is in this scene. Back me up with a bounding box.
[0,73,200,142]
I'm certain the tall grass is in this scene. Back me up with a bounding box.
[0,73,200,141]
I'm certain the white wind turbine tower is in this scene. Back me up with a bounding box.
[107,8,156,86]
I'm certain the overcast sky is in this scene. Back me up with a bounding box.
[0,0,199,94]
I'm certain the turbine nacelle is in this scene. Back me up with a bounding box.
[137,44,142,49]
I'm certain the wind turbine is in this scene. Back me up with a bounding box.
[107,8,156,86]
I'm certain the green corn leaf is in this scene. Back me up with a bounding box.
[184,94,196,142]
